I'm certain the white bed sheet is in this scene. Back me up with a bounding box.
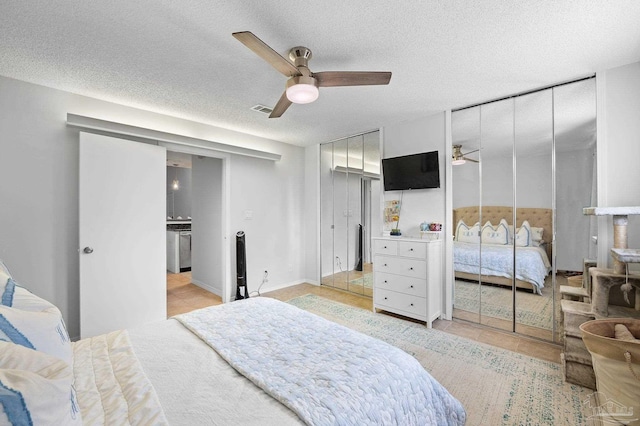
[127,318,303,426]
[454,241,551,293]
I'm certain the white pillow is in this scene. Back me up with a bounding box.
[0,279,72,364]
[530,226,544,242]
[481,219,509,245]
[515,220,532,247]
[0,341,82,425]
[0,260,11,299]
[456,220,480,243]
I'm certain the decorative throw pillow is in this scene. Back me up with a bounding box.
[0,341,82,425]
[456,220,480,243]
[515,220,532,247]
[0,280,72,364]
[530,226,544,243]
[481,220,509,245]
[0,260,11,298]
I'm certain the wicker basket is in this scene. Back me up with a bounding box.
[580,319,640,426]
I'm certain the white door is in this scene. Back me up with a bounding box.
[79,132,166,338]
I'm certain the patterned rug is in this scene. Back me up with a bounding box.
[348,272,373,288]
[454,279,556,330]
[287,294,593,426]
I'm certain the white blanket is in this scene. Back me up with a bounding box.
[72,330,168,425]
[176,297,466,426]
[454,241,551,293]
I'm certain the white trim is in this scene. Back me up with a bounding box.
[315,143,322,286]
[443,110,453,320]
[261,279,314,293]
[595,71,610,269]
[66,113,281,161]
[191,279,222,297]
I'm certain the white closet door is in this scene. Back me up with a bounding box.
[79,132,166,338]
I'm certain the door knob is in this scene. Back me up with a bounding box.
[83,247,94,254]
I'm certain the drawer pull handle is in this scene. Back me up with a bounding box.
[410,303,414,307]
[409,267,414,270]
[384,280,388,283]
[384,297,388,300]
[410,248,414,251]
[410,285,414,288]
[384,264,388,267]
[383,246,387,249]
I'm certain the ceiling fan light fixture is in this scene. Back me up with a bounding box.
[286,76,319,104]
[452,144,466,165]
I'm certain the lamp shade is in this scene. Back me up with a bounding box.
[286,76,319,104]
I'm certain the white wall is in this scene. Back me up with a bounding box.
[191,156,223,294]
[304,145,319,284]
[382,113,446,237]
[0,75,306,337]
[598,61,640,268]
[228,149,306,296]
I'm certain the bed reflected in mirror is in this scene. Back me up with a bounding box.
[451,77,596,343]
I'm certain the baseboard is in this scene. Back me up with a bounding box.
[191,279,222,297]
[257,279,317,294]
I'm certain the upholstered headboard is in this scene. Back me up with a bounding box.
[453,206,552,257]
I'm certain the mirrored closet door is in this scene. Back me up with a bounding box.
[451,78,596,343]
[320,130,381,296]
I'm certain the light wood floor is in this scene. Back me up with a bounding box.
[166,272,562,363]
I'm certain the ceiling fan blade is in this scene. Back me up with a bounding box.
[232,31,300,78]
[269,91,292,118]
[463,157,479,163]
[314,71,392,87]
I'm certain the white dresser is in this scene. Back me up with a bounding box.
[372,237,443,327]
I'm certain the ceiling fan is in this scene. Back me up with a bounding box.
[232,31,392,118]
[452,145,479,165]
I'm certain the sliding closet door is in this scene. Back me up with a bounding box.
[320,143,335,287]
[347,135,364,294]
[332,139,349,290]
[320,130,381,295]
[480,99,515,332]
[554,79,597,343]
[363,132,381,298]
[514,89,554,339]
[451,106,482,323]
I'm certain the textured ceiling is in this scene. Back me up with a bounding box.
[1,1,639,147]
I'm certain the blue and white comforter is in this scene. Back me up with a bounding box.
[176,297,465,426]
[454,241,551,294]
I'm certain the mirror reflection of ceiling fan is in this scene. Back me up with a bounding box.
[452,145,479,165]
[232,31,392,118]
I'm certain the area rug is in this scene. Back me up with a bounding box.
[287,294,592,426]
[454,279,556,330]
[348,272,373,288]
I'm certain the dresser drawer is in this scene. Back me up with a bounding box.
[374,288,426,318]
[375,255,426,279]
[373,239,398,256]
[398,241,427,258]
[375,272,427,297]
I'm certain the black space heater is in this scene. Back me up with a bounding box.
[355,224,363,271]
[235,231,249,300]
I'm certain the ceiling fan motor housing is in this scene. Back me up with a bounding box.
[289,46,313,68]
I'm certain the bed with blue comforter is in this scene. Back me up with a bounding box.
[454,241,551,294]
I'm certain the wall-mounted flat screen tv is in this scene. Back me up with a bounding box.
[382,151,440,191]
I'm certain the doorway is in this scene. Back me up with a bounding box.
[166,151,226,316]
